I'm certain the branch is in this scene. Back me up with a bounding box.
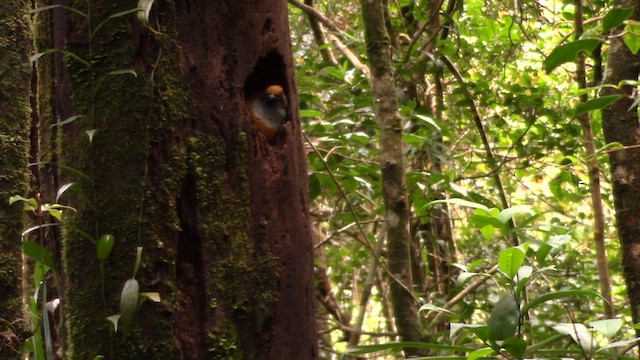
[440,55,519,246]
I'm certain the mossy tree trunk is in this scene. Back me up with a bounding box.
[0,0,32,357]
[34,1,316,359]
[601,0,640,337]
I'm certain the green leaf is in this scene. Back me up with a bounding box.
[589,319,623,339]
[33,262,48,288]
[603,7,634,33]
[48,208,63,221]
[119,278,140,333]
[403,133,429,145]
[97,234,115,261]
[470,211,505,228]
[414,114,441,130]
[544,39,602,73]
[9,195,38,211]
[502,337,527,358]
[624,23,640,54]
[497,205,531,224]
[299,109,324,118]
[575,95,624,115]
[479,225,495,240]
[23,241,55,269]
[522,290,606,313]
[488,292,519,340]
[467,347,494,360]
[498,247,525,279]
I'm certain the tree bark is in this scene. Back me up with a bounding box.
[359,0,426,355]
[601,0,640,333]
[0,0,32,357]
[34,1,315,359]
[573,0,613,319]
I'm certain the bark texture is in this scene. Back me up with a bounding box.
[359,0,426,355]
[601,0,640,333]
[574,0,613,318]
[36,1,315,359]
[0,1,32,357]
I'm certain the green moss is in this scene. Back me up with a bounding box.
[0,0,33,357]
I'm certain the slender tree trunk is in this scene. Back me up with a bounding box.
[359,0,426,355]
[303,0,337,64]
[0,0,32,357]
[573,0,613,319]
[34,1,315,359]
[601,0,640,332]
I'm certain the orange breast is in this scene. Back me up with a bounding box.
[250,111,279,142]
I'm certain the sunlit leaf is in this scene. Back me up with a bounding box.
[418,303,456,316]
[423,198,490,212]
[624,22,640,54]
[544,39,602,73]
[498,247,525,279]
[299,109,324,118]
[467,347,494,360]
[589,319,623,339]
[553,323,593,352]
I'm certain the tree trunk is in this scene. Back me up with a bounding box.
[601,0,640,334]
[359,0,426,355]
[34,1,315,359]
[0,0,32,357]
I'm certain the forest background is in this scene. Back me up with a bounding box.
[3,0,640,359]
[291,0,640,358]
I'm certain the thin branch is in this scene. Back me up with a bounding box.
[303,132,417,302]
[427,265,499,325]
[288,0,370,75]
[440,55,519,246]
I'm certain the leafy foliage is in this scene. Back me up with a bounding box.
[290,0,638,358]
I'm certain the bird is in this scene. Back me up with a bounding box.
[246,84,288,143]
